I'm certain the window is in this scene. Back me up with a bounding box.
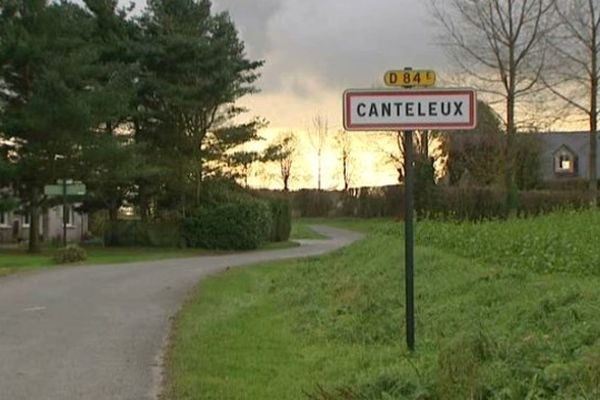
[0,212,9,227]
[63,206,76,227]
[554,146,577,175]
[22,212,30,227]
[559,155,571,171]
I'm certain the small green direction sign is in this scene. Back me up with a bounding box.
[44,182,86,196]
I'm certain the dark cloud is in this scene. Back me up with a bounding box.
[212,0,283,57]
[211,0,448,95]
[102,0,449,128]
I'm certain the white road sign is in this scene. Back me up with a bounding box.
[343,88,477,131]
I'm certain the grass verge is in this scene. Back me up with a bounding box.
[290,222,329,240]
[164,214,600,399]
[0,240,298,277]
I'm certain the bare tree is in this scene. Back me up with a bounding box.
[383,130,436,183]
[431,0,556,208]
[336,130,353,191]
[308,115,328,191]
[543,0,600,204]
[275,131,297,191]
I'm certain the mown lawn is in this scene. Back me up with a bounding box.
[164,211,600,400]
[0,240,298,277]
[0,246,214,277]
[290,220,329,239]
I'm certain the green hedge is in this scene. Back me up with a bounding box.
[292,190,335,217]
[269,199,291,242]
[283,185,594,222]
[183,199,272,250]
[104,220,182,247]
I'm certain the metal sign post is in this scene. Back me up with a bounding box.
[402,67,416,352]
[343,68,477,352]
[63,179,68,247]
[403,128,415,351]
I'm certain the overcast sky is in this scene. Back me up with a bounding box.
[213,0,449,130]
[112,0,449,131]
[101,0,452,188]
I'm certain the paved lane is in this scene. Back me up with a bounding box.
[0,226,362,400]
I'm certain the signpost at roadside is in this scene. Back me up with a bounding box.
[343,70,477,352]
[343,88,476,131]
[44,180,86,247]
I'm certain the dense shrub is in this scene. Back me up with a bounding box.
[53,245,87,264]
[427,186,507,221]
[269,184,594,222]
[268,199,291,242]
[518,190,589,216]
[514,133,543,190]
[88,211,108,237]
[183,199,272,250]
[104,220,182,247]
[541,178,590,191]
[428,187,589,221]
[292,190,335,217]
[355,186,404,218]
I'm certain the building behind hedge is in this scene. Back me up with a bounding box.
[537,131,600,182]
[0,205,88,245]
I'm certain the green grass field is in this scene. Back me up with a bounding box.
[164,211,600,400]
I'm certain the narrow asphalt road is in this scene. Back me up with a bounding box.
[0,226,362,400]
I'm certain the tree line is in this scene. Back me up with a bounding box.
[0,0,276,252]
[432,0,600,208]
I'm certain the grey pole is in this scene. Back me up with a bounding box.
[62,180,67,247]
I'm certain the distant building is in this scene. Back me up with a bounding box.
[0,205,88,244]
[536,131,600,182]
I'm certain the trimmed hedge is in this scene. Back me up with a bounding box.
[293,190,335,217]
[517,190,589,216]
[269,199,291,242]
[429,187,507,221]
[104,220,182,247]
[183,199,272,250]
[280,185,595,222]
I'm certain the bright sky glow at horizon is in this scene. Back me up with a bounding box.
[104,0,451,189]
[98,0,584,190]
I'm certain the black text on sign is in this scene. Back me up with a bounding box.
[343,89,477,131]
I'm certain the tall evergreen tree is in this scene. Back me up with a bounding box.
[136,0,264,213]
[0,1,100,252]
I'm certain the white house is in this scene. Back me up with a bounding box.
[0,205,88,244]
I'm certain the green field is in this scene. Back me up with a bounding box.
[164,211,600,399]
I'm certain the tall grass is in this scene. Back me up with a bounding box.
[411,210,600,274]
[165,212,600,399]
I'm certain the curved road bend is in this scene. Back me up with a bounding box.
[0,225,362,400]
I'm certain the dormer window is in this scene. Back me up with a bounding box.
[559,155,572,171]
[553,145,577,176]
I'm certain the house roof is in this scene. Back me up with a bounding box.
[552,144,576,156]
